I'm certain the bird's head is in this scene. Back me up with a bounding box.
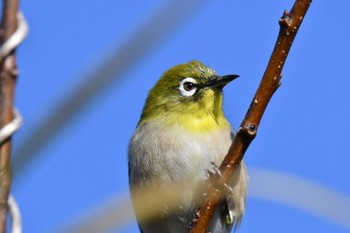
[139,61,239,132]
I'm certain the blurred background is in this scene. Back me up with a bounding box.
[4,0,350,232]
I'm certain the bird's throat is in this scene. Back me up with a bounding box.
[170,113,230,132]
[139,90,230,132]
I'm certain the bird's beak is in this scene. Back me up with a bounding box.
[205,74,240,89]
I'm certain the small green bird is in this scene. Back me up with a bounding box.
[128,61,248,233]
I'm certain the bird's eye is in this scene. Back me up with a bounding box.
[183,82,195,91]
[179,77,198,97]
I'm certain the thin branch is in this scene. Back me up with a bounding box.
[188,1,312,232]
[0,0,19,232]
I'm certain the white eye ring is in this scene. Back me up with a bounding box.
[179,77,198,96]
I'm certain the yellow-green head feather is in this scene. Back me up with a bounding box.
[139,61,237,133]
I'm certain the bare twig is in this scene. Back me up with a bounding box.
[189,1,312,232]
[0,0,19,231]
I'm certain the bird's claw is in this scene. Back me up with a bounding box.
[208,161,234,195]
[210,161,222,176]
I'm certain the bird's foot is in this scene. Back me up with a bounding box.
[205,161,234,195]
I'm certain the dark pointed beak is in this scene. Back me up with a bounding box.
[205,74,240,89]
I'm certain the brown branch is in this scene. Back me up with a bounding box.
[0,0,19,232]
[188,1,312,232]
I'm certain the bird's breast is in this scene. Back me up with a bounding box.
[129,121,233,185]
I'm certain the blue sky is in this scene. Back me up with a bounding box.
[6,0,350,232]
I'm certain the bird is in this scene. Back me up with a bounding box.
[128,61,248,233]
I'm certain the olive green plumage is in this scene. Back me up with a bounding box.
[139,61,230,132]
